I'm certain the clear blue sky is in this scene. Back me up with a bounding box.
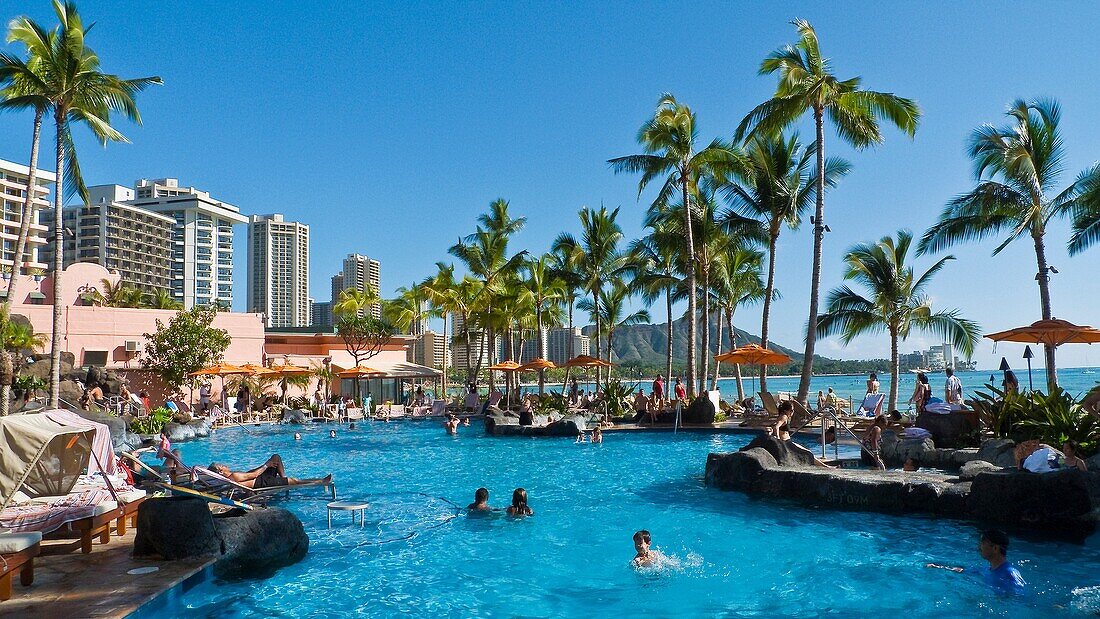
[3,1,1100,369]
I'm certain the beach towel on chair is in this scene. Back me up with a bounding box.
[858,394,884,417]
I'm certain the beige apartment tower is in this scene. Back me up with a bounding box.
[247,214,310,328]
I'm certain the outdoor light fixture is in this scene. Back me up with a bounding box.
[1022,345,1034,391]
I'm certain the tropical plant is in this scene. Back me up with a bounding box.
[610,93,752,398]
[551,205,626,386]
[920,99,1100,392]
[145,288,183,310]
[385,281,429,369]
[598,377,636,419]
[708,245,767,396]
[725,132,850,391]
[548,243,586,387]
[626,221,681,384]
[817,230,979,413]
[736,19,920,404]
[11,1,162,407]
[87,278,144,308]
[578,281,649,379]
[129,406,173,435]
[518,255,566,395]
[333,285,380,318]
[141,306,230,391]
[972,387,1099,456]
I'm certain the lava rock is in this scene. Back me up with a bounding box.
[485,414,583,437]
[58,379,83,406]
[915,411,978,448]
[682,396,716,424]
[281,408,309,424]
[977,438,1018,468]
[213,506,309,578]
[959,460,1001,481]
[161,418,212,442]
[740,434,815,468]
[968,469,1099,534]
[85,365,105,390]
[133,496,221,559]
[705,448,776,490]
[880,432,935,467]
[1088,453,1100,472]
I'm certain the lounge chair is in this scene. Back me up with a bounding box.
[153,450,335,503]
[463,393,480,411]
[856,394,885,417]
[0,531,40,601]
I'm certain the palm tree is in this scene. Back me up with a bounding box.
[578,281,650,381]
[819,230,979,413]
[88,278,143,308]
[548,244,585,388]
[725,132,849,391]
[333,286,380,318]
[386,282,429,379]
[16,1,162,407]
[145,288,183,310]
[626,222,681,384]
[551,205,625,386]
[736,19,920,404]
[610,94,752,398]
[518,255,566,395]
[708,245,767,396]
[449,199,527,387]
[920,99,1100,392]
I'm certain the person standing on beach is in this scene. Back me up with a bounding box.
[945,368,963,406]
[653,375,665,405]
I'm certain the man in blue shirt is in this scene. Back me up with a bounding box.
[927,529,1026,595]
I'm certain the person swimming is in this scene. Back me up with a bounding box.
[927,529,1026,595]
[445,415,459,435]
[632,530,665,568]
[466,487,492,512]
[506,488,533,516]
[592,427,603,444]
[329,429,337,438]
[293,432,302,441]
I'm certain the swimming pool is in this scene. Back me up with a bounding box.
[143,422,1099,617]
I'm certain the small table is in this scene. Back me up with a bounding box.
[327,500,369,528]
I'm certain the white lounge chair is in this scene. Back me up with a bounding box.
[857,393,885,417]
[0,531,41,601]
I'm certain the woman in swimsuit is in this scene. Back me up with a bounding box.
[862,415,887,470]
[1063,440,1089,471]
[506,488,533,516]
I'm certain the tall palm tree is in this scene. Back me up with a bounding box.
[725,132,849,391]
[920,99,1100,392]
[610,94,751,398]
[449,199,527,387]
[578,281,650,381]
[819,230,979,413]
[386,282,429,376]
[548,244,585,388]
[626,222,681,384]
[736,19,920,404]
[518,255,566,395]
[708,245,767,395]
[551,205,625,385]
[17,1,162,407]
[333,286,380,318]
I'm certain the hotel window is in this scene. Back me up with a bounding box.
[83,350,108,366]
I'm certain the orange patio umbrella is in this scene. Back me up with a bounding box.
[562,354,612,368]
[487,360,522,372]
[238,363,275,376]
[518,358,557,371]
[715,344,792,398]
[269,363,313,403]
[337,365,383,377]
[189,363,249,411]
[985,319,1100,347]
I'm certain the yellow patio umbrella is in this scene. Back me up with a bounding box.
[714,344,792,398]
[238,363,275,376]
[336,365,383,377]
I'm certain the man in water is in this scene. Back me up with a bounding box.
[632,530,664,567]
[467,487,492,512]
[945,368,963,406]
[445,414,459,435]
[209,454,331,489]
[293,432,302,441]
[927,529,1026,595]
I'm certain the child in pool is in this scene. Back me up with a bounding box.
[632,530,665,568]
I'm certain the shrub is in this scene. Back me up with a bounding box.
[972,387,1100,456]
[129,406,173,435]
[600,379,636,419]
[534,392,570,417]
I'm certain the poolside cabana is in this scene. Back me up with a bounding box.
[336,358,443,405]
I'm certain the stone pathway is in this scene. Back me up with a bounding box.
[3,529,214,618]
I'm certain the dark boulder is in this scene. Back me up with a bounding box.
[682,396,716,424]
[705,448,776,490]
[740,434,815,468]
[485,414,583,437]
[85,365,105,390]
[977,438,1018,468]
[880,432,935,467]
[915,411,978,448]
[968,469,1099,534]
[959,460,1001,481]
[213,507,309,578]
[71,408,142,452]
[133,496,221,559]
[161,418,212,443]
[58,379,83,406]
[281,408,309,424]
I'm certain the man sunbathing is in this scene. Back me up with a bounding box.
[208,454,331,489]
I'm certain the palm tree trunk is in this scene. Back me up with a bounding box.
[1032,231,1057,392]
[681,174,697,398]
[48,113,65,409]
[665,285,673,387]
[442,313,449,399]
[727,310,744,400]
[796,106,827,406]
[700,268,710,396]
[606,330,614,380]
[759,230,779,393]
[7,108,44,300]
[537,308,545,396]
[712,306,723,389]
[592,291,602,387]
[464,317,472,385]
[487,326,495,393]
[889,327,900,414]
[562,297,573,393]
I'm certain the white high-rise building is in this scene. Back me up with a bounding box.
[451,313,500,372]
[128,178,247,308]
[548,327,590,364]
[337,253,381,318]
[408,330,450,369]
[247,214,309,328]
[0,158,54,274]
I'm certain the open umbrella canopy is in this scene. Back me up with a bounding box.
[715,344,792,366]
[238,363,275,376]
[985,319,1100,347]
[487,361,522,372]
[337,365,383,378]
[518,358,557,371]
[563,355,612,368]
[269,363,312,376]
[189,362,248,377]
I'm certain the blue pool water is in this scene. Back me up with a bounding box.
[148,422,1100,617]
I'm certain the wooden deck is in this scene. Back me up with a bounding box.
[3,528,215,618]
